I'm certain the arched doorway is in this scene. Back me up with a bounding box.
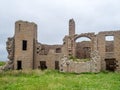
[75,37,92,59]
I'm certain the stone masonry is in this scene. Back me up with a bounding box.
[2,19,120,73]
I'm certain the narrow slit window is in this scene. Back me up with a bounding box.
[22,40,27,50]
[19,24,21,31]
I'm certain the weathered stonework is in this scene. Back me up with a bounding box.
[2,19,120,73]
[59,50,101,73]
[1,37,15,70]
[6,37,14,61]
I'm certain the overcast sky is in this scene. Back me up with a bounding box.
[1,0,120,61]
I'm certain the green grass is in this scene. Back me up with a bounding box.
[0,61,5,66]
[0,70,120,90]
[69,55,90,62]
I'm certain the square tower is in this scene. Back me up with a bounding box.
[14,20,37,70]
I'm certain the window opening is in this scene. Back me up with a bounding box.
[105,36,114,52]
[22,40,27,50]
[56,48,61,53]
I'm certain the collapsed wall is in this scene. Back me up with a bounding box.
[0,37,14,71]
[34,42,63,70]
[59,50,101,73]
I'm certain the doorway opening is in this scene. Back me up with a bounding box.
[17,61,22,70]
[55,61,59,70]
[105,58,117,71]
[40,61,47,70]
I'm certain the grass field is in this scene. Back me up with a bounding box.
[0,70,120,90]
[0,61,5,66]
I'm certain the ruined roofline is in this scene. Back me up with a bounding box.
[39,43,62,46]
[15,20,37,26]
[98,30,120,34]
[37,42,62,46]
[75,32,95,35]
[75,30,120,36]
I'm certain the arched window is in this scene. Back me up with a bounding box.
[75,37,91,59]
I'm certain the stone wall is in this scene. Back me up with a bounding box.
[14,20,37,70]
[97,31,120,71]
[59,50,101,73]
[4,19,120,72]
[34,43,63,69]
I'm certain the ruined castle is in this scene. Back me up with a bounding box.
[5,19,120,73]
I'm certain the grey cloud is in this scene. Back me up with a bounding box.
[1,0,120,60]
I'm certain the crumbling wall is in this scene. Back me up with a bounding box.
[36,43,62,55]
[6,37,14,61]
[0,37,14,71]
[59,50,101,73]
[34,43,63,69]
